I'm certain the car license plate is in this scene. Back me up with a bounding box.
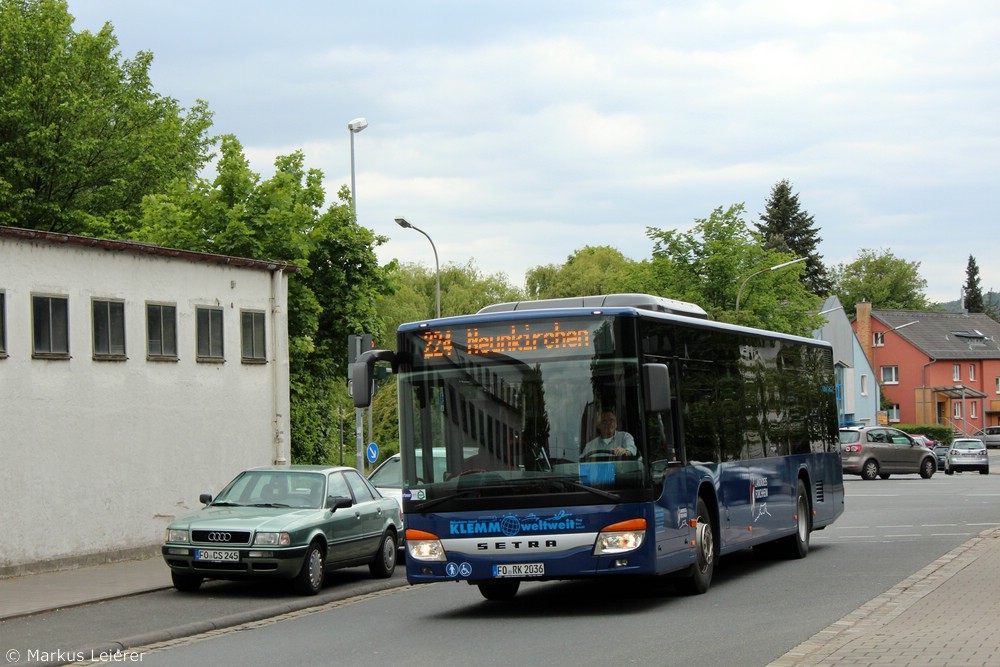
[493,563,544,578]
[195,549,239,562]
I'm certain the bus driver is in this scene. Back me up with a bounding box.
[581,410,637,459]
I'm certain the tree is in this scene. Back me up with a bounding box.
[963,255,985,313]
[525,246,638,299]
[0,0,213,236]
[830,248,929,317]
[645,203,822,335]
[757,179,832,295]
[136,136,391,463]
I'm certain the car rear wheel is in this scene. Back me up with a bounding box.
[919,458,935,479]
[369,530,398,578]
[171,572,203,592]
[981,467,990,475]
[861,459,879,480]
[292,542,325,595]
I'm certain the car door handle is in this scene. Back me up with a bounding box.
[355,511,362,520]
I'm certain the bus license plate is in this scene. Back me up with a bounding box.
[493,563,544,578]
[195,549,239,561]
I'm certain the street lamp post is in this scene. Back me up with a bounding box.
[348,117,368,228]
[395,217,440,319]
[735,256,807,312]
[348,118,367,473]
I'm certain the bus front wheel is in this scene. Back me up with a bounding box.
[676,497,715,595]
[478,580,520,601]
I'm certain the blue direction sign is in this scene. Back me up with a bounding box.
[366,442,379,464]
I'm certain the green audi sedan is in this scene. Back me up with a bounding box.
[162,465,402,595]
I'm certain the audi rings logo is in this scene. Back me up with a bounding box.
[207,532,232,542]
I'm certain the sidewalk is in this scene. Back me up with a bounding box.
[3,529,1000,665]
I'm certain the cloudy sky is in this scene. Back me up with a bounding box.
[68,1,999,303]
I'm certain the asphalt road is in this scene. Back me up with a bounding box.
[5,457,1000,667]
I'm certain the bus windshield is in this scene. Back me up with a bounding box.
[396,315,650,510]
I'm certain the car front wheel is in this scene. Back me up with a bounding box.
[292,542,325,595]
[369,530,397,578]
[171,572,203,592]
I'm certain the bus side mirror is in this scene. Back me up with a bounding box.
[350,349,396,408]
[643,363,671,413]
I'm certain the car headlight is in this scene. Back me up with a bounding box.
[406,529,446,561]
[254,532,291,546]
[166,529,189,543]
[594,518,647,555]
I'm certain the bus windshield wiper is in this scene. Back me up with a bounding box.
[411,490,476,512]
[557,478,620,501]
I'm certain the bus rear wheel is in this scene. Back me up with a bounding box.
[676,497,715,595]
[477,580,520,601]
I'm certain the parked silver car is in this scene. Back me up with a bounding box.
[980,426,1000,450]
[839,426,937,480]
[944,438,990,475]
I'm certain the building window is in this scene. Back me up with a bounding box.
[971,402,977,419]
[953,402,962,420]
[996,376,1000,394]
[241,310,266,363]
[92,299,126,359]
[860,374,868,396]
[873,332,885,347]
[953,364,961,381]
[147,303,178,359]
[881,366,899,385]
[32,295,69,358]
[969,365,976,382]
[0,291,6,357]
[888,404,900,422]
[196,306,224,361]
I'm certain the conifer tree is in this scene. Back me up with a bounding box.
[963,255,985,313]
[758,179,832,296]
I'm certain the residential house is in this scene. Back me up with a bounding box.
[813,295,879,426]
[853,303,1000,434]
[1,226,297,575]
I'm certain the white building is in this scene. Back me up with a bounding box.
[0,226,296,576]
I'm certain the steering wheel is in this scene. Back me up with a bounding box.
[456,468,487,477]
[581,452,616,462]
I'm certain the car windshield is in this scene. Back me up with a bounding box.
[952,440,984,450]
[213,471,326,509]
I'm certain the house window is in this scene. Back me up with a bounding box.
[240,310,266,362]
[146,303,177,359]
[32,295,69,358]
[881,366,899,385]
[969,365,976,382]
[888,404,900,422]
[953,402,962,420]
[92,299,126,359]
[996,376,1000,394]
[0,291,6,357]
[196,306,224,361]
[873,332,885,347]
[971,402,977,419]
[953,364,961,381]
[860,374,868,396]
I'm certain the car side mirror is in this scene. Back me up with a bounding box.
[327,495,353,512]
[199,493,213,505]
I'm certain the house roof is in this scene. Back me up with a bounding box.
[872,309,1000,360]
[0,225,300,273]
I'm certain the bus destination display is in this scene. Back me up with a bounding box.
[420,321,594,359]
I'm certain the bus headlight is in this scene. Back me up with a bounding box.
[594,518,647,555]
[406,529,446,561]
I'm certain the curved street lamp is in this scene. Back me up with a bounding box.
[348,118,368,227]
[735,257,807,313]
[395,217,441,319]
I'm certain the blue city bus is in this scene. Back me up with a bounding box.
[352,294,844,600]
